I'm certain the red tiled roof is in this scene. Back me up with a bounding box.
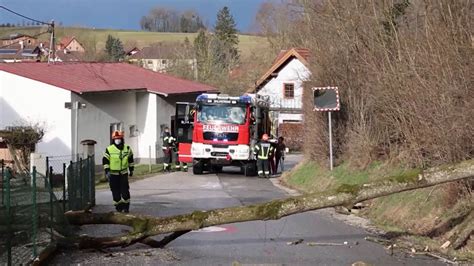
[0,62,216,95]
[129,43,181,59]
[59,36,75,47]
[249,48,311,93]
[273,48,310,64]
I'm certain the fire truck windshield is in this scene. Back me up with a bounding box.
[197,104,246,124]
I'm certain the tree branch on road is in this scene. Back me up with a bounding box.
[63,160,474,250]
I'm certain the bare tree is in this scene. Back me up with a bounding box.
[140,7,205,33]
[0,123,45,173]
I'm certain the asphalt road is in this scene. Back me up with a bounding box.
[51,154,445,265]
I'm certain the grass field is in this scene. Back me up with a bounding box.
[0,26,269,58]
[282,160,474,261]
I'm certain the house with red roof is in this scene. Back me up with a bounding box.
[129,43,196,76]
[0,62,215,164]
[57,36,85,53]
[54,36,86,62]
[248,48,311,150]
[249,48,311,125]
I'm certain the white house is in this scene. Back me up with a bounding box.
[129,44,197,77]
[250,48,311,125]
[0,62,215,165]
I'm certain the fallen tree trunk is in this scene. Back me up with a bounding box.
[450,211,474,250]
[64,159,474,249]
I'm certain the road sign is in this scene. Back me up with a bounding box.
[313,86,340,111]
[312,87,340,171]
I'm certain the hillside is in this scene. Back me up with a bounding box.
[0,26,269,58]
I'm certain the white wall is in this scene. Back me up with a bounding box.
[257,58,311,112]
[0,71,72,156]
[140,59,196,73]
[77,91,186,164]
[156,95,176,157]
[279,113,303,124]
[136,92,157,162]
[74,91,137,164]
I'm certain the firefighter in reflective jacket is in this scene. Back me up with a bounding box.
[253,133,274,178]
[162,127,176,171]
[102,130,134,213]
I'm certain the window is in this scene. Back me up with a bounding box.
[197,105,247,125]
[161,59,168,65]
[284,83,294,99]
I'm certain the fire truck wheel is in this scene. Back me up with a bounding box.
[193,161,204,175]
[243,162,257,177]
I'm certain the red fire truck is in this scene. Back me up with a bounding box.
[175,93,271,176]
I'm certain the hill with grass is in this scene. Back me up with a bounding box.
[0,26,268,58]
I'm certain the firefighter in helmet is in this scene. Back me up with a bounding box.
[102,130,134,213]
[253,133,274,178]
[162,127,176,171]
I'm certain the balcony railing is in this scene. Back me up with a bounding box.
[268,97,302,111]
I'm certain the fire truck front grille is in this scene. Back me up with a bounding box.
[211,152,228,157]
[203,132,238,141]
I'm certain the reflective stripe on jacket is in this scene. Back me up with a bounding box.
[162,134,176,148]
[253,142,274,160]
[104,145,133,174]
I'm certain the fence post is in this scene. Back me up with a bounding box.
[68,160,74,210]
[6,168,12,266]
[62,163,66,212]
[91,155,95,206]
[49,166,53,240]
[45,156,49,188]
[32,166,38,259]
[87,156,93,208]
[79,158,83,209]
[1,159,4,206]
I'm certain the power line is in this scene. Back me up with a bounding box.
[0,6,52,26]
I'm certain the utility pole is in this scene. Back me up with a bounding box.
[47,20,55,64]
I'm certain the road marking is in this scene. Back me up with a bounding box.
[192,225,237,233]
[200,182,221,189]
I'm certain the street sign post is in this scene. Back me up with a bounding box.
[312,87,340,170]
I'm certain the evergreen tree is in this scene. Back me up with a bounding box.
[214,6,239,69]
[105,35,125,62]
[215,6,239,47]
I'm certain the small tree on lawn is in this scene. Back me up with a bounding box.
[0,123,45,173]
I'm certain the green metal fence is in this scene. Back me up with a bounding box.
[0,155,96,265]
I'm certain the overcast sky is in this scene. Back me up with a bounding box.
[0,0,271,32]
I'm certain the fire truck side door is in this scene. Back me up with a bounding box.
[175,102,194,163]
